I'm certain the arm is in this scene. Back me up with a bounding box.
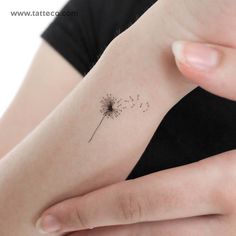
[0,2,200,235]
[0,41,81,159]
[42,41,236,235]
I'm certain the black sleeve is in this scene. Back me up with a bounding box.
[41,0,155,76]
[41,0,99,76]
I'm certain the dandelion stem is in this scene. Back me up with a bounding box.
[88,114,106,143]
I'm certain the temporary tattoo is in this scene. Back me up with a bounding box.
[99,94,122,119]
[131,103,135,108]
[142,102,150,112]
[88,93,150,143]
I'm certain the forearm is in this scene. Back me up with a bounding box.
[0,42,81,159]
[0,2,198,236]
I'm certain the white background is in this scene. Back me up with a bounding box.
[0,0,66,117]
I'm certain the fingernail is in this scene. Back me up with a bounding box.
[172,41,221,71]
[36,215,61,234]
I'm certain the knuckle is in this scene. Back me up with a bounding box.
[73,200,91,229]
[117,190,144,223]
[215,186,236,214]
[127,225,142,236]
[200,150,236,213]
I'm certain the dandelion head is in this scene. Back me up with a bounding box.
[100,94,123,119]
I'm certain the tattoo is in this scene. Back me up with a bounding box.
[129,96,134,102]
[88,93,150,143]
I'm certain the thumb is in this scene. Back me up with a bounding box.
[172,41,236,101]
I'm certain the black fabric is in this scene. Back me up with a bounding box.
[42,0,236,180]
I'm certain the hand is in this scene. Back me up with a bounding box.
[155,0,236,47]
[36,42,236,235]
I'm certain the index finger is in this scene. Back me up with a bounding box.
[36,151,236,234]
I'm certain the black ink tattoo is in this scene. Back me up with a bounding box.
[88,94,122,143]
[142,102,150,112]
[88,93,150,143]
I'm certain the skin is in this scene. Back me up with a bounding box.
[0,1,199,235]
[41,42,236,236]
[37,42,236,236]
[0,1,235,236]
[0,41,82,159]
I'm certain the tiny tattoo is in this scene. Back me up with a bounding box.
[129,96,134,102]
[142,102,150,112]
[88,93,150,143]
[131,103,135,108]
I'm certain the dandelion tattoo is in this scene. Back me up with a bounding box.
[88,93,150,143]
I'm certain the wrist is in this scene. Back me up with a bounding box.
[109,18,197,107]
[88,28,196,126]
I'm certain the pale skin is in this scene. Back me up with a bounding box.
[0,1,235,236]
[0,41,82,159]
[0,1,197,235]
[41,42,236,236]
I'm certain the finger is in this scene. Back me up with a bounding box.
[36,150,236,234]
[172,41,236,101]
[68,215,223,236]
